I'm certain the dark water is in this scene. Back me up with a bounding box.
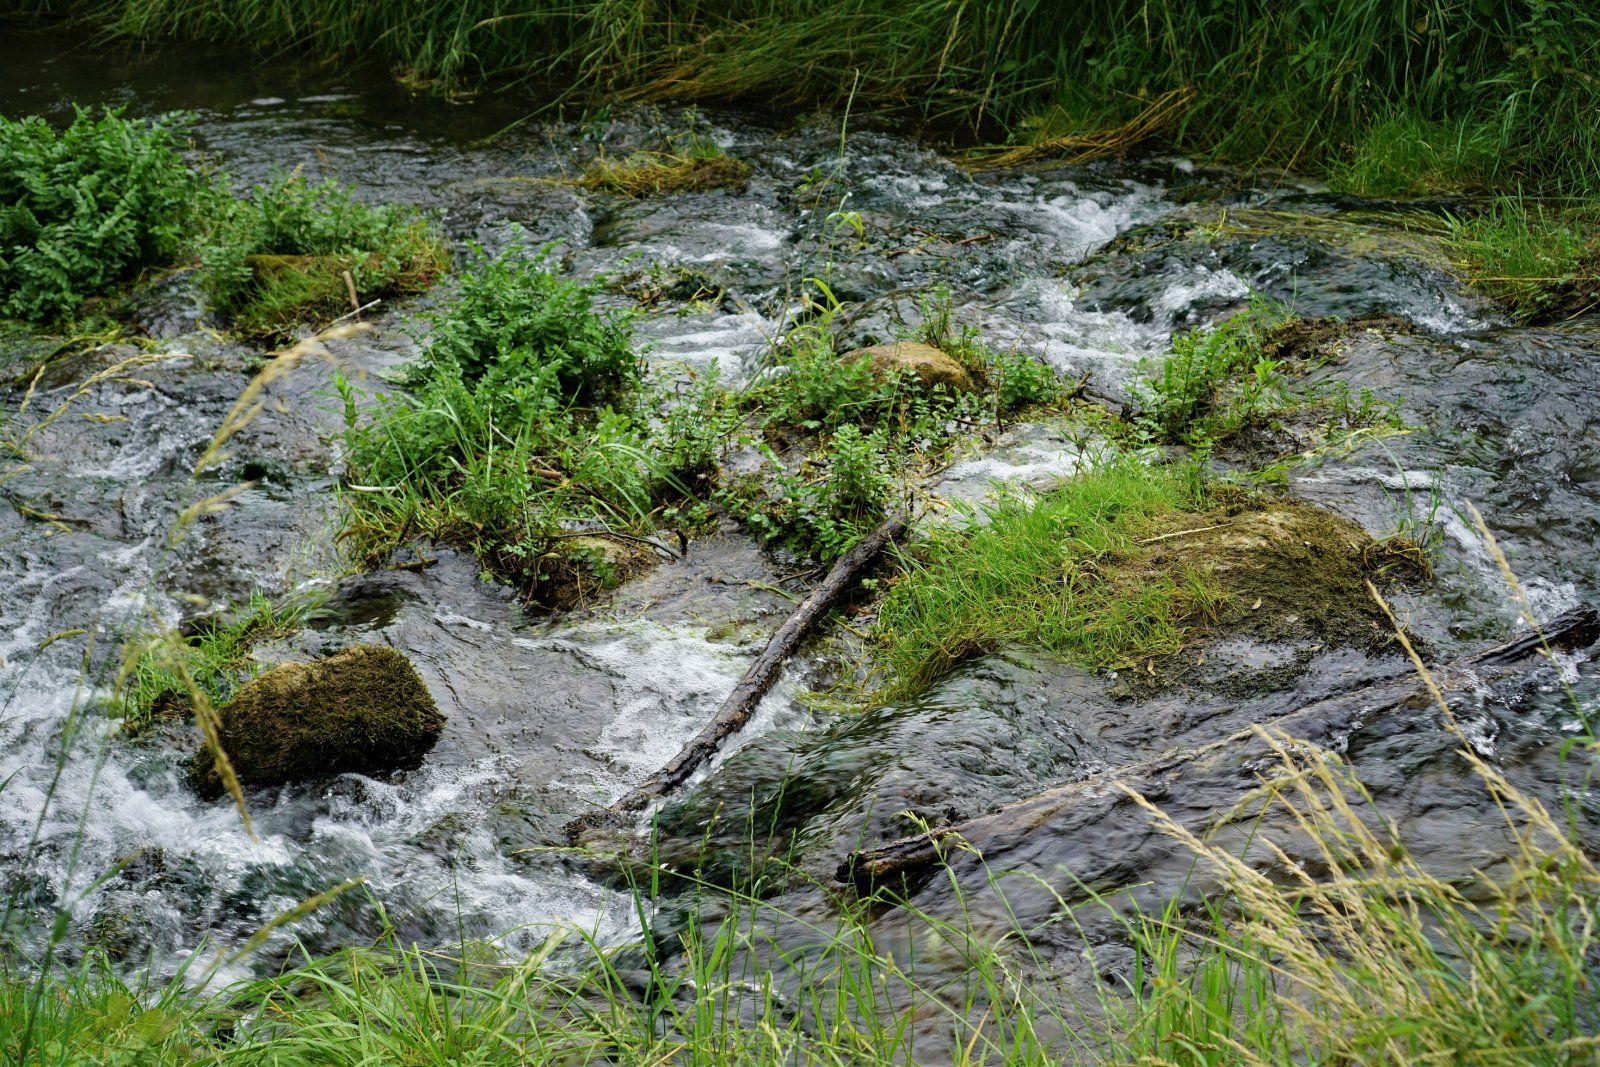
[1,22,1596,1032]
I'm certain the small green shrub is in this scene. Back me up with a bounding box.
[421,241,636,403]
[0,107,206,322]
[918,290,1060,413]
[201,170,446,339]
[1133,300,1291,447]
[735,423,895,563]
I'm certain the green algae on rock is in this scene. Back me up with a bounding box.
[191,644,444,795]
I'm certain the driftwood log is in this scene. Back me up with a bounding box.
[568,513,908,840]
[839,604,1599,890]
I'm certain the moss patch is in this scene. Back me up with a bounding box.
[573,152,751,197]
[1118,497,1421,653]
[533,535,660,612]
[191,644,444,795]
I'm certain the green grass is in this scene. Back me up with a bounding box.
[338,239,725,603]
[116,588,326,734]
[6,716,1595,1065]
[1445,195,1600,323]
[872,458,1217,698]
[1131,300,1405,456]
[16,1,1600,197]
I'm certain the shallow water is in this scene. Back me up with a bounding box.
[1,23,1597,1028]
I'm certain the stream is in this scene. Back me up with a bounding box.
[2,24,1598,1026]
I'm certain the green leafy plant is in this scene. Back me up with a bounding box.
[201,170,446,339]
[0,107,207,322]
[737,423,895,562]
[339,242,713,603]
[420,240,636,403]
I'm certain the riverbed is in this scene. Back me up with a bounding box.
[1,25,1596,1027]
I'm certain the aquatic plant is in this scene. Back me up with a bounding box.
[571,134,752,198]
[0,107,207,322]
[1445,195,1600,323]
[734,422,896,564]
[338,241,711,603]
[1132,301,1407,456]
[118,588,327,734]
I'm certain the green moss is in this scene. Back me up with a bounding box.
[190,643,444,795]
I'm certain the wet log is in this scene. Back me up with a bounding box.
[839,604,1598,890]
[569,512,909,839]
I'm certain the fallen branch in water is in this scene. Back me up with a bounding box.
[568,512,909,839]
[838,604,1599,891]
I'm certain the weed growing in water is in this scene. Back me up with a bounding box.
[737,422,895,562]
[572,132,751,197]
[724,287,1064,561]
[116,588,327,734]
[1133,300,1406,457]
[1445,195,1600,322]
[201,170,447,341]
[339,240,716,604]
[0,107,209,323]
[871,457,1211,699]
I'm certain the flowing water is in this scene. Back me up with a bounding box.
[2,23,1597,1022]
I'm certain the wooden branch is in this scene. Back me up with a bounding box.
[839,604,1598,890]
[568,512,908,840]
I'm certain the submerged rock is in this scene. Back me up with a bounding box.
[849,340,975,393]
[191,644,444,794]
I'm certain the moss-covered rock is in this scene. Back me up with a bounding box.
[191,644,444,795]
[850,341,975,393]
[1118,497,1426,652]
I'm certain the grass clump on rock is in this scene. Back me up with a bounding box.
[872,457,1418,701]
[574,146,751,198]
[339,239,722,606]
[201,170,447,341]
[190,643,443,795]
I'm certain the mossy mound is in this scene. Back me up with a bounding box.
[533,534,659,612]
[576,153,751,197]
[191,644,444,795]
[1122,497,1425,652]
